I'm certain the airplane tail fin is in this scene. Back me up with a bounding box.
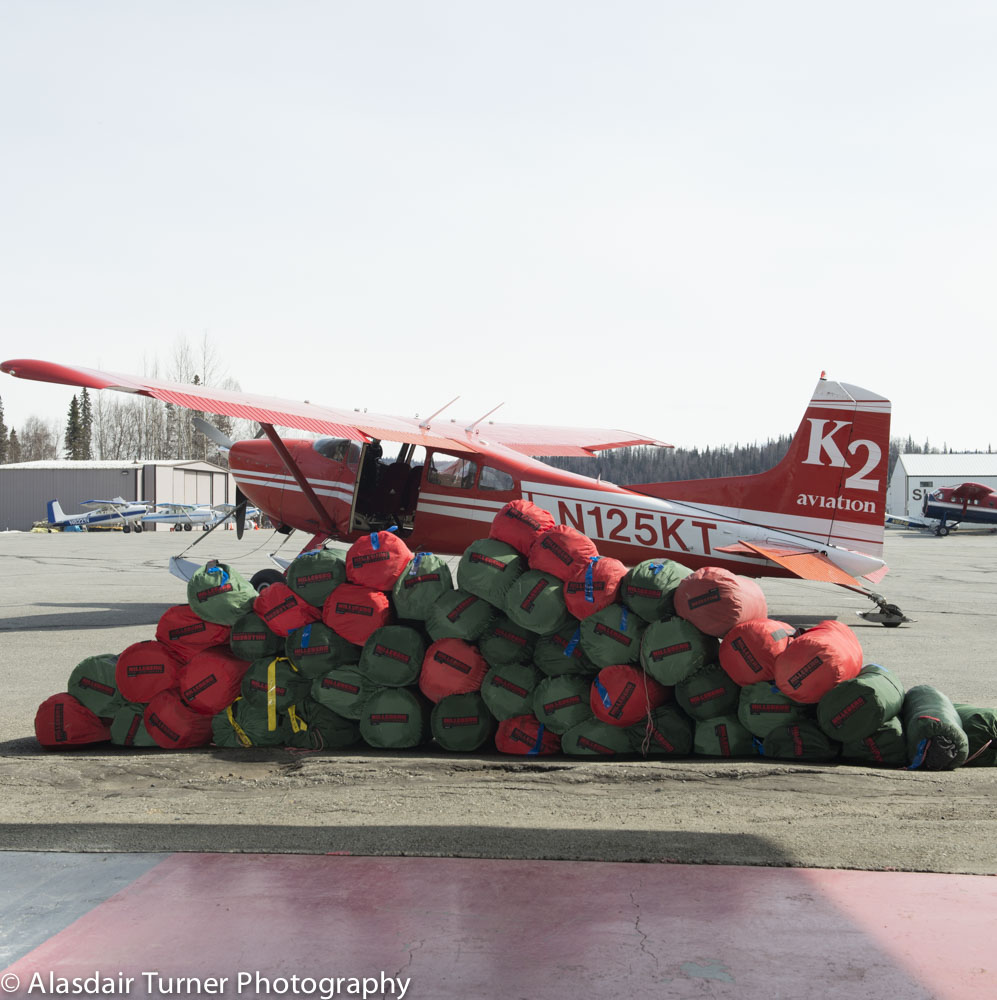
[47,500,66,524]
[629,377,891,559]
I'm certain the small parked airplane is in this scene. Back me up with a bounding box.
[45,497,150,532]
[2,358,909,624]
[140,502,261,531]
[887,482,997,536]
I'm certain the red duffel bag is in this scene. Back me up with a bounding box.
[528,525,600,582]
[774,620,864,704]
[322,583,393,646]
[178,647,251,716]
[143,689,214,749]
[253,581,320,638]
[35,693,111,748]
[418,637,489,703]
[590,665,670,727]
[494,714,562,756]
[116,640,182,704]
[719,618,795,686]
[563,556,628,620]
[156,604,232,664]
[345,530,413,590]
[489,499,555,556]
[674,567,767,637]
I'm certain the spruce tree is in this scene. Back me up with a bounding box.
[8,429,21,463]
[64,395,83,459]
[79,388,93,459]
[0,396,7,464]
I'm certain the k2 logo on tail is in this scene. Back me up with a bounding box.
[801,419,882,492]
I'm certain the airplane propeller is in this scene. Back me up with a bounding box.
[192,416,235,452]
[235,486,249,540]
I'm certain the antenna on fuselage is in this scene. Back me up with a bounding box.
[419,396,460,430]
[465,403,504,435]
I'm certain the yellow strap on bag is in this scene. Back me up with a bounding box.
[266,658,279,731]
[287,705,308,734]
[226,702,253,748]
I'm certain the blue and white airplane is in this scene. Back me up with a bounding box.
[45,497,151,532]
[140,502,262,531]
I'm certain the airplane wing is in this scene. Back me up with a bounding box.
[0,358,670,458]
[716,541,878,588]
[80,497,146,511]
[885,513,930,529]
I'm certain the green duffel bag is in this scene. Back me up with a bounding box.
[817,664,905,742]
[479,614,537,667]
[311,665,376,720]
[426,588,496,642]
[561,717,634,756]
[533,675,594,734]
[758,720,840,762]
[693,714,757,757]
[504,570,571,636]
[619,559,691,622]
[738,681,811,739]
[533,624,597,677]
[285,547,348,608]
[675,662,741,721]
[627,703,695,757]
[241,656,311,724]
[211,696,289,747]
[640,617,718,685]
[109,702,159,747]
[68,653,124,719]
[187,560,257,625]
[481,661,541,721]
[431,692,495,752]
[579,603,646,668]
[230,611,285,661]
[359,687,429,749]
[392,553,454,621]
[358,625,426,687]
[282,697,361,750]
[903,685,969,770]
[457,538,526,606]
[285,621,360,679]
[840,716,907,767]
[954,704,997,767]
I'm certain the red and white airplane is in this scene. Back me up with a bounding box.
[1,359,909,625]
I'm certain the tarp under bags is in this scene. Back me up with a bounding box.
[240,656,311,726]
[156,605,232,664]
[115,640,182,705]
[282,698,361,751]
[590,665,669,728]
[481,661,541,721]
[431,692,495,752]
[358,625,426,687]
[229,611,285,662]
[110,702,159,747]
[840,717,907,767]
[457,538,525,607]
[186,561,257,625]
[738,682,811,739]
[322,583,393,646]
[674,567,767,638]
[774,620,864,704]
[533,624,597,677]
[579,603,646,668]
[211,697,290,748]
[285,622,360,679]
[816,664,905,742]
[426,589,496,643]
[627,704,695,757]
[253,581,320,638]
[527,524,600,582]
[561,718,633,756]
[757,720,840,762]
[503,570,571,636]
[954,704,997,766]
[693,714,756,757]
[143,689,214,749]
[619,559,691,622]
[67,653,123,719]
[494,714,561,756]
[285,547,348,608]
[479,614,538,667]
[311,665,375,719]
[718,619,794,686]
[359,687,429,749]
[392,552,454,621]
[345,530,413,591]
[178,647,250,716]
[532,675,594,734]
[640,618,718,686]
[419,638,489,703]
[903,685,969,770]
[35,693,111,748]
[489,499,555,556]
[675,662,741,721]
[563,556,628,621]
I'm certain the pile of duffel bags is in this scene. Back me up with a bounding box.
[34,499,997,770]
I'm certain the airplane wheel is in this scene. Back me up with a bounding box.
[250,568,285,592]
[134,523,144,533]
[937,525,949,537]
[123,525,131,533]
[184,523,193,531]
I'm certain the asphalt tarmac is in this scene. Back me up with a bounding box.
[2,526,996,874]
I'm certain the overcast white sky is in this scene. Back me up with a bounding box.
[2,2,995,451]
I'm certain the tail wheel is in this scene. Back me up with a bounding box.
[250,568,285,592]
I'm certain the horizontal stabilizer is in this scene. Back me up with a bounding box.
[718,541,865,589]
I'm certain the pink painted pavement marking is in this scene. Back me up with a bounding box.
[3,854,995,999]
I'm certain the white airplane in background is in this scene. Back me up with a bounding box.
[45,497,150,532]
[141,502,262,531]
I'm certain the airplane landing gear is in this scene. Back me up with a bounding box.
[857,592,915,627]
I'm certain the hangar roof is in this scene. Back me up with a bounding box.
[895,454,997,476]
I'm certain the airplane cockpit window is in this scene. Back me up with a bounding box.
[313,437,361,469]
[427,451,477,490]
[479,466,514,491]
